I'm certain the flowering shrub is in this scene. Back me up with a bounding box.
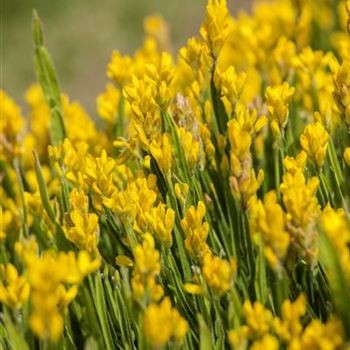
[1,1,350,349]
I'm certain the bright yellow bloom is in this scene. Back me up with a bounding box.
[202,253,236,295]
[64,188,100,255]
[249,191,290,271]
[281,154,320,262]
[329,58,350,124]
[107,50,132,86]
[250,334,280,350]
[181,201,210,260]
[265,82,295,138]
[97,84,121,124]
[150,132,173,175]
[123,75,160,149]
[177,127,201,169]
[0,90,24,158]
[227,118,264,205]
[273,294,306,342]
[344,147,350,166]
[131,233,163,302]
[321,206,350,283]
[84,150,116,210]
[143,297,188,348]
[200,0,232,57]
[145,204,175,247]
[0,264,30,309]
[300,318,344,350]
[214,66,247,116]
[25,249,99,341]
[300,121,328,168]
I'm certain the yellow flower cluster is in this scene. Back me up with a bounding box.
[131,233,163,302]
[249,191,290,271]
[229,295,344,350]
[181,201,210,260]
[143,297,188,348]
[2,0,350,348]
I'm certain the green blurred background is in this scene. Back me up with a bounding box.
[4,0,251,113]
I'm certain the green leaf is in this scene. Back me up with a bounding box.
[32,10,66,145]
[3,310,30,350]
[94,273,114,350]
[33,151,56,223]
[198,314,213,350]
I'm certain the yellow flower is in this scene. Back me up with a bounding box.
[344,147,350,167]
[25,249,99,341]
[145,204,175,247]
[320,206,350,283]
[107,50,132,87]
[131,233,163,302]
[0,264,30,309]
[242,300,273,338]
[181,201,210,260]
[202,253,236,295]
[300,318,344,350]
[249,191,289,271]
[300,121,328,168]
[250,334,280,350]
[97,83,121,124]
[200,0,232,57]
[281,154,320,262]
[329,58,350,124]
[265,82,295,138]
[123,75,160,150]
[84,150,116,210]
[150,132,173,175]
[177,127,201,170]
[214,66,247,116]
[143,297,188,348]
[0,90,24,158]
[64,189,100,256]
[273,294,306,342]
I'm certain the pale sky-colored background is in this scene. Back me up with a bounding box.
[4,0,252,113]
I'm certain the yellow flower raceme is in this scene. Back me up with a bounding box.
[145,204,175,247]
[107,50,132,87]
[273,294,306,342]
[181,201,210,260]
[25,249,100,342]
[131,233,163,302]
[320,206,350,284]
[300,121,328,168]
[123,75,160,150]
[143,15,170,51]
[280,154,320,262]
[329,58,350,124]
[177,127,202,170]
[150,132,173,175]
[227,119,264,205]
[143,297,188,348]
[64,188,100,255]
[0,90,25,158]
[249,191,290,271]
[214,66,247,116]
[0,264,30,309]
[84,150,116,210]
[265,82,295,138]
[97,83,121,124]
[344,147,350,166]
[200,0,232,57]
[202,253,236,295]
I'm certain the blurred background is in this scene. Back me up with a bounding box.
[4,0,252,113]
